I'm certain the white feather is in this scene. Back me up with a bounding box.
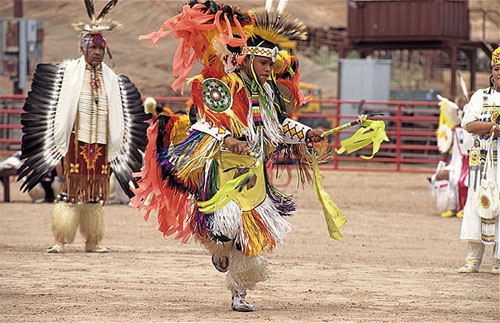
[277,0,288,14]
[457,72,468,98]
[436,94,447,103]
[211,37,230,58]
[265,0,273,13]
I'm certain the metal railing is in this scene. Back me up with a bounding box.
[0,95,440,173]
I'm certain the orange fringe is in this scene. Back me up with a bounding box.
[131,122,192,243]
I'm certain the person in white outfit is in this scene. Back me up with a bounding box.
[17,0,148,253]
[432,96,472,218]
[458,46,500,274]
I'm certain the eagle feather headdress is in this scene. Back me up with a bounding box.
[72,0,122,35]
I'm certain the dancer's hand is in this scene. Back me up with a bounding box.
[491,123,500,138]
[306,129,325,144]
[224,136,249,155]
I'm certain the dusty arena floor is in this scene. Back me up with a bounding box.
[0,171,498,322]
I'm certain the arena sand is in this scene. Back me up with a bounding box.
[0,171,498,322]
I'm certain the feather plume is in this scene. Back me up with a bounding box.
[73,0,121,34]
[96,0,118,22]
[277,0,288,14]
[247,8,307,44]
[457,72,468,98]
[18,63,65,192]
[84,0,95,20]
[211,37,231,59]
[265,0,273,13]
[109,75,149,198]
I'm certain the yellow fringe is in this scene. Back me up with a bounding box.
[311,153,346,241]
[176,136,223,189]
[171,115,191,145]
[224,72,244,94]
[241,211,267,257]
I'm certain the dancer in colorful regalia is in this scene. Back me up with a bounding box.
[133,0,388,311]
[458,46,500,274]
[430,94,472,218]
[17,0,149,253]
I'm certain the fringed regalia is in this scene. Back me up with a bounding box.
[458,46,500,274]
[135,0,392,308]
[18,0,149,252]
[460,85,500,251]
[132,1,325,257]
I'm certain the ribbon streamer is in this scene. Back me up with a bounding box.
[311,152,346,241]
[335,119,389,159]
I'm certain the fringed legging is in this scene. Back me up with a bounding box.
[204,241,269,296]
[51,202,105,244]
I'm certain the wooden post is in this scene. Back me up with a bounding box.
[14,0,23,17]
[450,43,457,98]
[469,49,476,93]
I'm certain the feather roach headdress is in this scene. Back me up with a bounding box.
[243,0,307,61]
[72,0,122,50]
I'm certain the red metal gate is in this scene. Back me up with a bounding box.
[1,95,440,173]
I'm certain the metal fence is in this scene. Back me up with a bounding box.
[0,95,440,173]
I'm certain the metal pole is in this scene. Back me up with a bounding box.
[17,19,27,93]
[12,0,24,93]
[482,10,486,41]
[396,103,402,171]
[470,50,476,93]
[334,101,341,170]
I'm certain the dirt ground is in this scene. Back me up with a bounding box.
[0,170,498,322]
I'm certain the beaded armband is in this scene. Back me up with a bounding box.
[282,118,311,144]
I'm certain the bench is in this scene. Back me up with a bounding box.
[0,168,17,202]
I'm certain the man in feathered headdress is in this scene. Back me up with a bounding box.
[134,0,353,312]
[18,0,149,253]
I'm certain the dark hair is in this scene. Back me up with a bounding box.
[247,36,277,50]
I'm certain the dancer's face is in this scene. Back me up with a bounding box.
[244,56,273,84]
[492,65,500,88]
[84,44,105,67]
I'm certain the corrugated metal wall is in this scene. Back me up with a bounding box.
[348,0,469,41]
